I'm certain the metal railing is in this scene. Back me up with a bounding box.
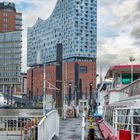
[109,78,140,97]
[38,110,59,140]
[0,116,42,140]
[113,107,140,140]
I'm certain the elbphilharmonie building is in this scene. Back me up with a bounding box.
[27,0,96,66]
[27,0,97,100]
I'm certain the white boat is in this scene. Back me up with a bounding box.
[0,93,11,108]
[97,64,140,114]
[99,97,140,140]
[0,93,7,106]
[97,64,140,140]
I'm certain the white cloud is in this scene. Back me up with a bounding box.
[113,0,137,17]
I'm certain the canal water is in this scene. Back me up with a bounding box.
[0,109,43,116]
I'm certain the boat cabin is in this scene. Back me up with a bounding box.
[105,64,140,89]
[104,65,140,105]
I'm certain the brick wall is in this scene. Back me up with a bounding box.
[0,10,21,32]
[27,61,96,100]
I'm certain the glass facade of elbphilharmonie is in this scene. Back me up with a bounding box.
[27,0,97,66]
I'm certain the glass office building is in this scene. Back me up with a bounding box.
[0,2,22,94]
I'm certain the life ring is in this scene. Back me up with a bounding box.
[67,109,73,116]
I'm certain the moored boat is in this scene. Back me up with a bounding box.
[0,93,11,108]
[97,64,140,140]
[99,97,140,140]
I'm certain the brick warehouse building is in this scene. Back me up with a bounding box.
[0,2,22,98]
[27,61,96,100]
[27,0,97,101]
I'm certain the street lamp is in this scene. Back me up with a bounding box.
[68,82,72,105]
[129,56,135,83]
[89,82,92,108]
[90,83,92,100]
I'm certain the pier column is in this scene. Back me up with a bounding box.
[56,43,63,116]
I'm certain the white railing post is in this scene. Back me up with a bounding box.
[82,110,86,128]
[38,110,60,140]
[82,109,86,140]
[56,111,60,137]
[114,109,118,137]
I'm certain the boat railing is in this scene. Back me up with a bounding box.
[0,115,42,140]
[113,107,140,140]
[109,78,140,97]
[38,109,59,140]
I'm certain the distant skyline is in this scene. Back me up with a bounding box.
[3,0,140,79]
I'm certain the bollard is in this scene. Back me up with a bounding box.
[88,115,94,140]
[34,117,38,140]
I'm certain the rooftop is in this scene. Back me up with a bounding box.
[0,2,16,12]
[105,64,140,78]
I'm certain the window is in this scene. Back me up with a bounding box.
[3,12,7,17]
[80,66,87,73]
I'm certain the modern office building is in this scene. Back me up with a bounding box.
[27,0,97,100]
[0,2,22,99]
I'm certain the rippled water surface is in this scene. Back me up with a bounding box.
[0,109,43,116]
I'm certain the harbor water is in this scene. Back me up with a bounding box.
[0,109,43,116]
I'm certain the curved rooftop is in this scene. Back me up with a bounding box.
[27,0,97,67]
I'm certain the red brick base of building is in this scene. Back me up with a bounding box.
[27,61,96,101]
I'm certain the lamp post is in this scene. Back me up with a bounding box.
[129,56,135,83]
[69,82,72,105]
[63,81,66,119]
[89,82,92,108]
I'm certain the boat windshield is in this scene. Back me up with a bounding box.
[122,73,140,84]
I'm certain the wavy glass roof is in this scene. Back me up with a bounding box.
[27,0,97,67]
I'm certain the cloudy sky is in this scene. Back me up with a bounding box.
[3,0,140,77]
[98,0,140,77]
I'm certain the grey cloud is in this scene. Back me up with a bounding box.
[136,0,140,11]
[128,12,140,23]
[131,23,140,39]
[97,37,140,77]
